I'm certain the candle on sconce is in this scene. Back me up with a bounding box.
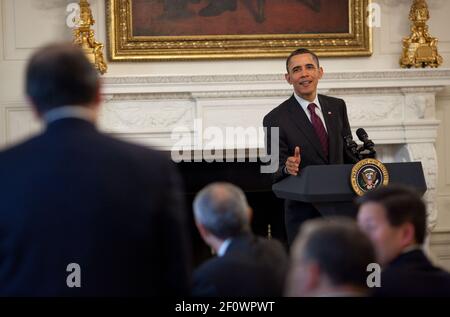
[73,0,108,74]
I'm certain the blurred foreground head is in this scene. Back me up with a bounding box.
[287,217,376,297]
[25,42,100,116]
[193,182,252,251]
[357,185,426,266]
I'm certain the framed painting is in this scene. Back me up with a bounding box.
[107,0,372,60]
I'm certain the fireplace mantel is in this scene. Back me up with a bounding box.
[102,69,450,93]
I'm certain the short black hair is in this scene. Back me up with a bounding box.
[25,42,99,114]
[293,218,376,288]
[286,48,320,72]
[356,185,427,244]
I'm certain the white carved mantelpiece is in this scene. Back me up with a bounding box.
[1,69,449,230]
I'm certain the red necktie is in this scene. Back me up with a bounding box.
[307,103,329,157]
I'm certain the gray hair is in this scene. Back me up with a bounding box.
[291,217,376,288]
[193,182,251,240]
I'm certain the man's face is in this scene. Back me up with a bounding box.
[357,202,405,266]
[287,256,319,297]
[285,53,323,102]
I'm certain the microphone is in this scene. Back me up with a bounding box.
[344,134,360,162]
[356,128,375,152]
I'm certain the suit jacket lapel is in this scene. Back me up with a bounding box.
[319,95,337,163]
[287,95,327,162]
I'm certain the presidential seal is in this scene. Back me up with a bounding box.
[351,158,389,196]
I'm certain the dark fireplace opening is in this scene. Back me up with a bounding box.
[176,160,288,266]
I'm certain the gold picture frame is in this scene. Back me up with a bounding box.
[107,0,372,61]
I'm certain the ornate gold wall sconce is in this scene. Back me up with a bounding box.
[400,0,443,68]
[73,0,107,74]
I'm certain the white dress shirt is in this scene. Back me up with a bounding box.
[217,239,232,257]
[42,105,96,125]
[293,93,328,133]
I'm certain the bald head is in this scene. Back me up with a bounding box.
[193,182,251,240]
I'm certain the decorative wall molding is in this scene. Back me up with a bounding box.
[436,95,450,187]
[102,69,450,92]
[405,143,439,229]
[429,231,450,271]
[0,101,41,147]
[99,99,194,133]
[1,0,101,61]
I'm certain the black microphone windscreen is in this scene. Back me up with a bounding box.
[356,128,368,141]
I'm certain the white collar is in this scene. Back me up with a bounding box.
[293,93,321,114]
[217,238,232,257]
[402,244,423,254]
[42,105,96,125]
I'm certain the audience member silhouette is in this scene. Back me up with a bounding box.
[191,182,288,297]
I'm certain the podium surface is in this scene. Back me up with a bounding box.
[272,162,426,217]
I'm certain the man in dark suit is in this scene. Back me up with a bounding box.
[263,48,356,245]
[357,185,450,297]
[0,43,191,296]
[286,217,375,297]
[191,182,288,297]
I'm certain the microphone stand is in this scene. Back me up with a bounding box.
[344,135,362,163]
[357,145,376,159]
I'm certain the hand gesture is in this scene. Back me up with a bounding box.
[285,146,301,176]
